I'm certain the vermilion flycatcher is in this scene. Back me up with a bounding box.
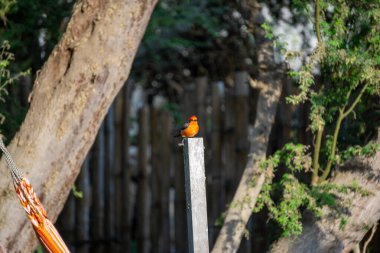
[175,115,199,137]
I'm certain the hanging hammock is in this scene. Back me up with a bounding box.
[0,138,70,253]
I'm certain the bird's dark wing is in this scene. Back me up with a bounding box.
[173,122,189,137]
[181,122,189,130]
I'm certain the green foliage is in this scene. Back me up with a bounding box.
[132,0,255,97]
[0,39,30,136]
[0,40,13,101]
[214,212,225,227]
[72,185,83,199]
[260,143,311,173]
[0,0,16,23]
[255,0,380,238]
[0,40,29,95]
[255,149,371,237]
[255,145,315,236]
[1,0,73,70]
[339,142,379,163]
[163,102,183,124]
[0,39,30,137]
[261,23,274,40]
[139,0,230,68]
[261,22,288,54]
[270,174,313,236]
[278,0,380,183]
[0,0,72,139]
[339,217,348,230]
[34,244,44,253]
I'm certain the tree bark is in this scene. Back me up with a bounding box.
[211,0,284,252]
[211,72,282,253]
[0,0,157,252]
[269,147,380,253]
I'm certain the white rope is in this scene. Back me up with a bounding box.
[0,138,22,183]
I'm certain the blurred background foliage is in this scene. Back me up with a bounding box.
[133,0,256,101]
[0,0,259,137]
[0,0,379,251]
[0,0,73,141]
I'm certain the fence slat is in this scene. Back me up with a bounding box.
[58,192,76,252]
[114,90,124,253]
[121,84,133,252]
[234,71,251,253]
[174,145,187,253]
[161,110,172,253]
[224,86,236,203]
[183,138,209,253]
[196,76,208,137]
[209,81,224,245]
[136,106,150,253]
[234,71,249,185]
[105,104,116,250]
[76,156,91,253]
[90,123,105,253]
[150,107,162,252]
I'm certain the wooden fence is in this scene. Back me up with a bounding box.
[55,72,299,253]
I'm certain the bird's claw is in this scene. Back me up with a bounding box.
[177,139,185,147]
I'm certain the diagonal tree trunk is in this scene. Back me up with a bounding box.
[269,144,380,253]
[0,0,157,251]
[211,0,284,251]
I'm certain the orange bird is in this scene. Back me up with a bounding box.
[175,115,199,138]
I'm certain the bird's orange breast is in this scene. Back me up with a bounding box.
[181,122,199,137]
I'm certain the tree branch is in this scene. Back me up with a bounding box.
[319,108,344,182]
[362,222,377,253]
[319,83,369,182]
[211,1,283,252]
[315,0,322,44]
[311,123,324,185]
[342,84,369,118]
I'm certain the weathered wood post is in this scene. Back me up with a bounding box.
[183,138,209,253]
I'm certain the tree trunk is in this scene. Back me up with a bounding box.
[269,149,380,253]
[211,0,284,252]
[0,0,157,252]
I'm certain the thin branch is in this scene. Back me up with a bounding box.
[311,123,323,185]
[343,83,369,118]
[319,108,344,182]
[311,0,324,185]
[319,83,369,183]
[315,0,322,44]
[353,243,361,253]
[363,223,377,253]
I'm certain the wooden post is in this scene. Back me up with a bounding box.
[183,138,209,253]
